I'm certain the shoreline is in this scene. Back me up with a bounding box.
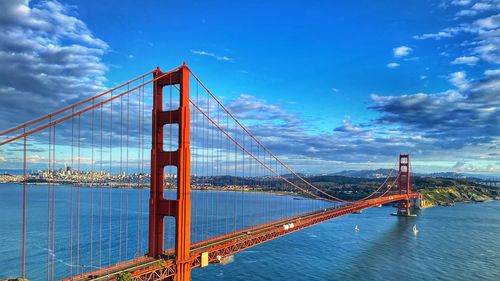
[1,182,498,206]
[0,182,300,197]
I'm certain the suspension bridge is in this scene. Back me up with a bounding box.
[0,63,420,280]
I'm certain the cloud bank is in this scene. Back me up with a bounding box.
[0,0,109,129]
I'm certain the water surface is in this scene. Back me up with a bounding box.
[0,184,499,280]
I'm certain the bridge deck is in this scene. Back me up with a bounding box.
[64,193,418,281]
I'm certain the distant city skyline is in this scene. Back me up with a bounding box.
[0,0,498,175]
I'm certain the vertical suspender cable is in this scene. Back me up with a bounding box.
[233,121,237,233]
[21,129,27,278]
[193,81,198,242]
[201,96,205,240]
[90,102,95,270]
[108,93,113,266]
[119,95,123,262]
[141,78,146,254]
[141,80,146,253]
[76,115,81,275]
[69,112,74,277]
[216,103,219,235]
[136,85,142,256]
[225,113,229,235]
[126,88,130,258]
[51,125,56,278]
[99,104,103,268]
[47,117,51,281]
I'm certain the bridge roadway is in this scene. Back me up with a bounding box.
[64,193,419,281]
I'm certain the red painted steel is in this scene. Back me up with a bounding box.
[397,154,412,215]
[149,64,192,280]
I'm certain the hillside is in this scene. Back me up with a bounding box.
[305,175,500,205]
[194,174,499,206]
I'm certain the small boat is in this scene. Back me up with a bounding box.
[413,224,419,234]
[355,225,359,232]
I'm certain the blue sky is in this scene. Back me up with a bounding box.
[0,0,498,175]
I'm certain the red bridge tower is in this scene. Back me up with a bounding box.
[149,63,192,280]
[396,154,414,216]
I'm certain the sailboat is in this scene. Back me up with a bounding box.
[355,225,359,232]
[413,224,419,234]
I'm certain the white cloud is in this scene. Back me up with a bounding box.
[217,56,232,61]
[28,155,42,163]
[449,71,470,90]
[456,9,478,17]
[420,75,428,80]
[452,160,479,172]
[451,0,471,6]
[414,14,499,40]
[474,43,499,64]
[0,0,109,128]
[451,56,479,65]
[393,46,412,58]
[306,147,319,153]
[413,29,457,40]
[227,94,297,122]
[190,49,234,62]
[474,14,500,30]
[457,2,496,17]
[471,2,494,11]
[387,62,400,69]
[484,69,500,76]
[369,73,499,162]
[334,119,363,133]
[414,11,500,65]
[331,87,339,92]
[191,50,215,56]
